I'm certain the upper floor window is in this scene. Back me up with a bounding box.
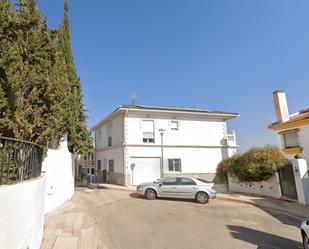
[108,136,112,146]
[168,159,182,172]
[170,121,179,131]
[281,130,300,148]
[142,120,155,143]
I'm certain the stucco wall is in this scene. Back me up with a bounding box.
[228,174,282,198]
[42,139,74,214]
[299,124,309,166]
[0,175,46,249]
[126,114,234,147]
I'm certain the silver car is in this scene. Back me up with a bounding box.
[301,220,309,249]
[136,176,216,204]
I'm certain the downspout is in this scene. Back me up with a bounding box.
[123,109,129,186]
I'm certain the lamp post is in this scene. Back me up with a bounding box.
[158,128,165,178]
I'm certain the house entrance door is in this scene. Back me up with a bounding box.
[278,164,298,200]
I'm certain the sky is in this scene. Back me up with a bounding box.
[37,0,309,152]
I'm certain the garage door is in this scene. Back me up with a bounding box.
[131,158,161,185]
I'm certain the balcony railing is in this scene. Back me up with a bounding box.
[0,136,43,185]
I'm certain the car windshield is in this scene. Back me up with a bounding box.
[197,178,212,184]
[153,177,167,184]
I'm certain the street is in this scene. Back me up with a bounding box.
[73,188,303,249]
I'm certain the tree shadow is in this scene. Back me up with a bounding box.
[227,225,302,249]
[253,198,305,228]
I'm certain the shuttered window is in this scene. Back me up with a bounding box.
[142,120,155,143]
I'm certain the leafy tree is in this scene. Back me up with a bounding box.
[215,154,241,184]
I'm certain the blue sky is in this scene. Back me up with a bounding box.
[38,0,309,151]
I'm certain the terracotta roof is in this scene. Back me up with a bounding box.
[270,108,309,126]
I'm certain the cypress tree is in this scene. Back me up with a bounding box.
[59,0,92,154]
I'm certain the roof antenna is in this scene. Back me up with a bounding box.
[130,92,137,105]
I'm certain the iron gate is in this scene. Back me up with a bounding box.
[278,163,298,200]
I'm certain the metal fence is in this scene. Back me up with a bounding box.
[0,136,43,185]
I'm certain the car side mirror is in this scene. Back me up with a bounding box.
[159,184,162,187]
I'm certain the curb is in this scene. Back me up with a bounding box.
[216,196,254,206]
[88,183,134,192]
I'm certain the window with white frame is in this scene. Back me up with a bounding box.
[142,120,155,143]
[170,121,179,130]
[281,130,300,148]
[109,159,114,172]
[168,159,182,172]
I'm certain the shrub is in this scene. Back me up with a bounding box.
[215,154,241,184]
[215,146,287,183]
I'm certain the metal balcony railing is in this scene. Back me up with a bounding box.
[0,136,43,185]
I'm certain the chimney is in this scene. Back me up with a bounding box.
[273,90,290,123]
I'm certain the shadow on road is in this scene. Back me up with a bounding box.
[227,225,302,249]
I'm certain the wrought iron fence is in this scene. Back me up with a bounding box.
[0,136,43,185]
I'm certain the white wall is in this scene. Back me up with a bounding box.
[126,113,233,147]
[228,174,282,198]
[0,175,46,249]
[127,146,224,174]
[95,114,124,150]
[299,124,309,166]
[96,147,124,172]
[42,139,74,214]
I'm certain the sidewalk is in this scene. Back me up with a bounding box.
[41,189,101,249]
[89,183,309,220]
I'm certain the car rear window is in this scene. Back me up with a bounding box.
[197,178,212,183]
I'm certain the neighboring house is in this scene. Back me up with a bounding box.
[92,105,239,186]
[76,151,96,184]
[269,90,309,164]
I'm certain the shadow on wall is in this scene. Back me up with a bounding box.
[227,225,302,249]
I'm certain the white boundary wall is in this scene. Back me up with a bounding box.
[42,139,74,214]
[0,175,46,249]
[228,173,282,198]
[0,138,75,249]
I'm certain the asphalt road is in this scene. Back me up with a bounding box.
[75,188,303,249]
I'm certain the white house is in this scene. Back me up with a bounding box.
[91,105,239,186]
[269,90,309,204]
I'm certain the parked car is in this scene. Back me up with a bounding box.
[136,176,216,204]
[301,220,309,249]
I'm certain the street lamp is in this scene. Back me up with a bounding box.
[158,128,165,178]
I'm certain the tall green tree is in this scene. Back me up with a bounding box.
[58,0,92,154]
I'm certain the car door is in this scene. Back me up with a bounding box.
[157,177,178,198]
[176,177,197,198]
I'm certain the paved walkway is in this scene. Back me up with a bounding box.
[89,183,309,219]
[41,189,102,249]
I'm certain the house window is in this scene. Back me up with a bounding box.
[97,160,101,171]
[142,120,155,143]
[281,131,300,148]
[168,159,181,172]
[109,159,114,172]
[91,168,95,175]
[108,136,112,146]
[170,121,179,130]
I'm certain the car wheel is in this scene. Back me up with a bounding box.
[303,231,309,249]
[195,191,209,204]
[145,188,157,200]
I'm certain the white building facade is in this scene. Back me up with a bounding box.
[92,105,239,186]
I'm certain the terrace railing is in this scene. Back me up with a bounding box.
[0,136,43,185]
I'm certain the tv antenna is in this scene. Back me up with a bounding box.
[130,92,137,105]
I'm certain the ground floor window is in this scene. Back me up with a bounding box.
[109,159,114,172]
[168,159,181,172]
[97,160,101,171]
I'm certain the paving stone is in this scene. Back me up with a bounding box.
[53,237,79,249]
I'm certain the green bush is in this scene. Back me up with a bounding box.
[215,154,241,184]
[215,146,287,183]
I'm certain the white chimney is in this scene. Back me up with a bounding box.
[273,90,290,123]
